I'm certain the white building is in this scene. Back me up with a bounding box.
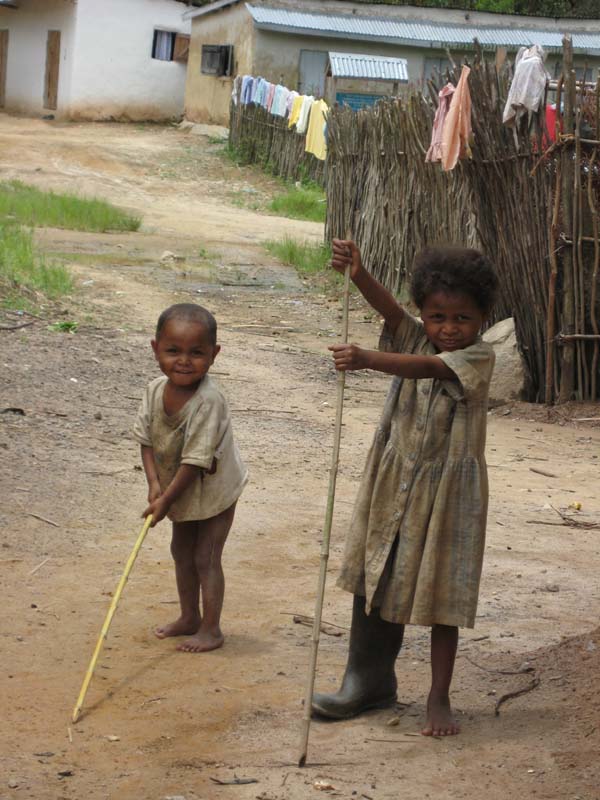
[0,0,191,120]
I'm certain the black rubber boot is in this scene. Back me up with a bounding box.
[311,595,404,720]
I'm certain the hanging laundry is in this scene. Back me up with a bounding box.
[241,75,253,105]
[231,75,242,106]
[296,95,315,135]
[503,45,549,126]
[260,81,274,110]
[288,94,303,128]
[271,85,289,117]
[266,82,276,112]
[545,103,558,143]
[249,76,260,104]
[255,78,268,107]
[305,99,329,161]
[441,65,472,171]
[286,90,299,117]
[425,83,455,163]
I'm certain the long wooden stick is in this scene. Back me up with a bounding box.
[298,258,351,768]
[72,515,153,723]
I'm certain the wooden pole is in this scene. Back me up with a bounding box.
[298,240,352,768]
[72,516,153,723]
[545,161,562,404]
[559,35,576,402]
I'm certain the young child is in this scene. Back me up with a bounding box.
[312,240,498,736]
[134,303,247,653]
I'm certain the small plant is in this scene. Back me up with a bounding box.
[0,180,141,233]
[269,183,326,223]
[0,223,73,308]
[264,236,331,275]
[49,320,78,334]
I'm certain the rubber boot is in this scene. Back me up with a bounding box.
[311,595,404,720]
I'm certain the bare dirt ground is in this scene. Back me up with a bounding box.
[1,115,599,800]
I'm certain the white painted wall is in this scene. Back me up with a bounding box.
[0,0,190,119]
[69,0,190,120]
[0,0,77,115]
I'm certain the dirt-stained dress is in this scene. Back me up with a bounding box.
[337,312,495,628]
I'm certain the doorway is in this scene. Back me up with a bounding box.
[44,30,60,110]
[298,50,328,97]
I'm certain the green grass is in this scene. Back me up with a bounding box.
[268,184,326,223]
[264,236,331,275]
[0,180,141,233]
[0,224,73,307]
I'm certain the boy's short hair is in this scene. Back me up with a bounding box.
[155,304,217,345]
[410,246,498,314]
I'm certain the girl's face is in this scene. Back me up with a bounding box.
[420,290,485,352]
[152,319,220,388]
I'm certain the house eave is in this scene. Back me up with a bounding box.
[183,0,241,20]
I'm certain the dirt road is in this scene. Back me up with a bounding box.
[1,116,599,800]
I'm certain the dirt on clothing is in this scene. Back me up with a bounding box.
[1,115,599,800]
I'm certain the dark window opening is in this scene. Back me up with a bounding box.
[201,44,233,77]
[152,30,176,61]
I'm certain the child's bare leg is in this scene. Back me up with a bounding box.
[178,503,236,653]
[422,624,460,736]
[155,521,202,638]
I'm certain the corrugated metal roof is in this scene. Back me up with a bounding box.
[245,4,600,54]
[329,52,408,81]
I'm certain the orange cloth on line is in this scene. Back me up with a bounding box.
[441,65,472,172]
[425,83,455,163]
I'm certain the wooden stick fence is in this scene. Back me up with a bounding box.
[228,41,600,402]
[229,101,324,185]
[324,42,600,403]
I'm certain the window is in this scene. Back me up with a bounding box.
[152,30,175,61]
[152,30,190,62]
[201,44,233,77]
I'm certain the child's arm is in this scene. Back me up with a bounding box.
[332,239,404,334]
[141,445,162,503]
[329,344,456,381]
[142,464,203,526]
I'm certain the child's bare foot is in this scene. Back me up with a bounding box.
[154,615,200,639]
[177,626,224,653]
[422,692,460,736]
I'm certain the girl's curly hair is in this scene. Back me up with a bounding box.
[410,246,498,314]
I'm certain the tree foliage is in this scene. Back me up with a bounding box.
[188,0,600,18]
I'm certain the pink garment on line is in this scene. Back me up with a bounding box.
[441,65,472,172]
[425,83,456,163]
[266,82,276,112]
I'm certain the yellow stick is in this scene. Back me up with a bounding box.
[298,255,351,767]
[72,515,153,723]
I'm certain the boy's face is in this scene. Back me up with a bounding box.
[420,291,485,352]
[152,318,220,388]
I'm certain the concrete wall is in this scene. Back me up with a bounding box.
[184,2,254,125]
[0,0,77,116]
[69,0,189,120]
[253,29,472,91]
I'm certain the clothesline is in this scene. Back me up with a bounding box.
[232,74,329,161]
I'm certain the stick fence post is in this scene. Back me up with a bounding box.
[298,238,352,768]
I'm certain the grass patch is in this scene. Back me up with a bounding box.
[269,184,326,223]
[0,180,141,233]
[0,224,73,308]
[264,236,331,275]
